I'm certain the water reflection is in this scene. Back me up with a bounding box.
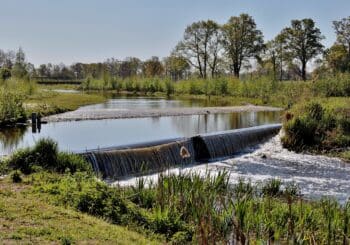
[80,94,243,110]
[0,111,280,155]
[0,126,28,154]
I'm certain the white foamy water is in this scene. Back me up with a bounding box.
[113,133,350,203]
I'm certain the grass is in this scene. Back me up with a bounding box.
[1,138,350,244]
[25,90,106,116]
[0,180,159,244]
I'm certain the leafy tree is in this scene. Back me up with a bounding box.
[325,44,350,73]
[175,20,220,79]
[119,57,141,78]
[163,55,190,80]
[70,63,86,79]
[333,17,350,56]
[282,19,324,80]
[142,56,164,77]
[221,13,264,78]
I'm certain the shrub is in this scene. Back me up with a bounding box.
[0,89,27,126]
[0,67,11,81]
[32,138,58,168]
[282,101,349,151]
[10,170,22,183]
[57,152,92,173]
[6,138,90,174]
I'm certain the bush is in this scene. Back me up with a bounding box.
[282,101,350,151]
[32,138,58,168]
[57,152,92,173]
[6,138,90,174]
[10,170,22,183]
[0,89,27,126]
[0,67,11,81]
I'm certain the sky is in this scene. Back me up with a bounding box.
[0,0,349,66]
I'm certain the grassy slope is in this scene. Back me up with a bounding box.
[0,179,159,244]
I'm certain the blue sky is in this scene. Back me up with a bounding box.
[0,0,349,66]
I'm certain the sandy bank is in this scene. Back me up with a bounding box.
[44,105,283,122]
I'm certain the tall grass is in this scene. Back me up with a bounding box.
[28,168,350,244]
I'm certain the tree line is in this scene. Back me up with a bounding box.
[0,14,349,82]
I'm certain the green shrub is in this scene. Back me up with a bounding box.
[6,138,90,174]
[282,101,349,151]
[32,138,58,168]
[10,170,22,183]
[57,152,92,173]
[0,89,27,126]
[0,67,11,81]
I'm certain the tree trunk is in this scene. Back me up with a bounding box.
[233,64,240,78]
[301,60,307,81]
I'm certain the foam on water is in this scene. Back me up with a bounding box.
[114,132,350,203]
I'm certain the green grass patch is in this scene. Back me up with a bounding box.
[25,91,106,116]
[0,180,159,244]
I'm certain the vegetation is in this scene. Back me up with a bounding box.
[3,138,91,175]
[0,88,27,126]
[0,179,158,244]
[1,141,350,244]
[282,98,350,155]
[25,90,106,116]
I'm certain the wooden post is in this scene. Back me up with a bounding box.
[31,113,37,133]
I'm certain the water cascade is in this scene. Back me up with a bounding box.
[83,139,195,178]
[82,124,282,179]
[192,124,282,161]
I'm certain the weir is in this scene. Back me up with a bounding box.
[81,124,282,179]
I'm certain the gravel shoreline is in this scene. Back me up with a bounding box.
[44,105,283,122]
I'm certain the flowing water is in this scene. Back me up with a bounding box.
[82,124,281,178]
[114,133,350,204]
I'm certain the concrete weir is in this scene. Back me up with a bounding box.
[81,124,282,179]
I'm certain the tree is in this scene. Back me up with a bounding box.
[119,57,141,78]
[175,20,220,79]
[12,47,28,78]
[142,56,164,77]
[221,13,264,77]
[283,19,324,80]
[324,44,350,73]
[262,33,289,80]
[71,63,86,79]
[163,55,190,80]
[333,17,350,56]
